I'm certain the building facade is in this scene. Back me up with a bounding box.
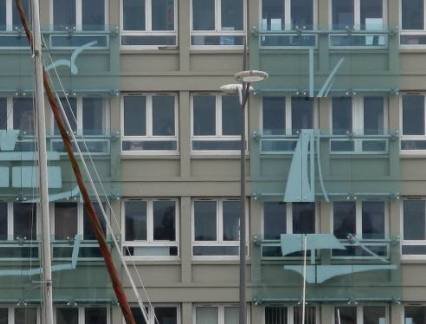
[0,0,425,323]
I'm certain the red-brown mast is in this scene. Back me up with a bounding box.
[14,1,137,323]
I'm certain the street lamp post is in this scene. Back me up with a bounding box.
[220,70,268,324]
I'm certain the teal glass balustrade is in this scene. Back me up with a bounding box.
[250,129,400,201]
[252,233,401,303]
[250,29,399,96]
[0,26,119,95]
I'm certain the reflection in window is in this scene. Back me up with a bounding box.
[293,203,315,234]
[332,0,354,29]
[401,0,423,30]
[53,0,105,31]
[364,97,384,135]
[55,203,78,240]
[263,97,285,135]
[332,97,352,135]
[83,202,106,240]
[333,202,356,239]
[13,203,36,240]
[15,308,37,324]
[125,201,147,241]
[362,201,385,239]
[84,307,107,324]
[194,201,217,241]
[263,202,286,240]
[401,95,426,150]
[82,98,104,135]
[292,98,313,134]
[13,98,34,135]
[56,308,78,324]
[403,200,426,254]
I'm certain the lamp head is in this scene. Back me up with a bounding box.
[234,70,268,83]
[219,83,254,94]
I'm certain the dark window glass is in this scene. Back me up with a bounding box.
[83,98,103,135]
[194,201,217,241]
[332,97,352,135]
[263,202,286,240]
[193,96,216,136]
[83,202,106,240]
[263,97,285,135]
[221,0,243,30]
[15,308,37,324]
[12,0,31,30]
[153,200,176,241]
[293,203,315,234]
[55,98,77,134]
[402,0,424,30]
[294,306,316,324]
[265,306,287,324]
[152,0,175,31]
[84,308,107,324]
[123,0,145,30]
[56,308,78,324]
[55,203,78,240]
[363,306,386,324]
[0,203,7,240]
[152,96,175,136]
[223,200,240,241]
[125,201,147,241]
[14,203,36,240]
[0,309,7,324]
[333,202,356,239]
[82,0,105,30]
[222,96,241,136]
[360,0,383,30]
[0,1,6,30]
[332,0,354,29]
[53,0,76,29]
[364,97,384,135]
[0,98,5,130]
[131,307,147,324]
[193,0,215,30]
[403,96,424,135]
[155,307,177,324]
[262,0,284,31]
[13,98,34,135]
[335,307,356,324]
[405,307,426,324]
[404,200,426,240]
[292,0,313,29]
[124,96,146,136]
[292,97,313,134]
[362,201,385,239]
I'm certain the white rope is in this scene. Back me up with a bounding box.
[302,234,307,324]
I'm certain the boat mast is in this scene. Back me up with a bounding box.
[29,0,54,322]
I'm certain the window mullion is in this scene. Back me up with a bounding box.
[287,203,292,234]
[77,97,83,135]
[217,96,222,136]
[146,0,153,32]
[79,307,84,324]
[424,0,426,31]
[76,0,82,30]
[7,203,13,240]
[216,0,221,32]
[288,305,293,324]
[78,203,83,236]
[7,97,12,130]
[424,95,426,136]
[284,0,291,30]
[6,0,12,31]
[356,306,362,324]
[148,200,154,242]
[354,0,361,29]
[147,96,153,137]
[285,97,292,135]
[218,200,223,243]
[356,200,362,237]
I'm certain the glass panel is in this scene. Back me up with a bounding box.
[293,202,315,234]
[55,203,78,240]
[332,0,354,29]
[56,308,78,324]
[364,97,384,135]
[191,35,244,45]
[152,0,174,31]
[362,201,385,239]
[83,98,103,135]
[122,35,176,45]
[123,0,145,30]
[152,96,175,136]
[193,0,215,30]
[83,202,106,240]
[131,307,147,324]
[194,201,217,241]
[224,307,239,324]
[13,98,34,135]
[122,140,177,151]
[403,200,426,240]
[263,202,286,240]
[15,308,37,324]
[223,200,240,241]
[222,96,241,136]
[265,306,287,324]
[405,306,426,323]
[84,308,107,324]
[53,0,76,30]
[294,306,316,324]
[335,307,356,324]
[196,307,218,324]
[124,96,146,136]
[0,98,5,130]
[12,0,30,30]
[0,309,6,324]
[14,203,36,240]
[193,246,238,255]
[402,0,423,30]
[0,1,5,30]
[292,97,313,134]
[55,98,77,134]
[262,0,284,31]
[403,95,424,135]
[153,200,176,241]
[82,0,105,30]
[363,306,386,324]
[292,0,313,29]
[155,307,177,324]
[263,97,285,135]
[0,203,7,240]
[125,201,147,241]
[221,0,243,30]
[192,140,240,150]
[332,97,352,135]
[333,202,356,239]
[193,96,216,136]
[360,0,383,30]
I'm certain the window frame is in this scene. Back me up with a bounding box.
[3,202,39,241]
[191,198,249,260]
[400,0,426,47]
[55,305,111,324]
[122,198,179,260]
[400,198,426,260]
[0,96,36,134]
[126,304,180,324]
[120,0,178,49]
[263,305,320,324]
[190,93,247,155]
[333,305,389,324]
[190,0,247,49]
[193,304,249,324]
[400,94,426,154]
[121,93,179,155]
[0,306,42,324]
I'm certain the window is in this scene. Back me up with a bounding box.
[195,305,241,324]
[130,305,179,324]
[334,306,387,324]
[264,305,318,324]
[0,203,38,241]
[121,0,177,47]
[261,0,314,30]
[401,94,426,151]
[15,308,38,324]
[122,94,178,154]
[192,199,246,258]
[52,0,107,30]
[56,306,109,324]
[13,98,34,135]
[401,0,426,45]
[0,0,31,31]
[401,199,426,256]
[191,94,242,153]
[123,199,178,258]
[331,96,387,152]
[405,306,426,324]
[191,0,245,47]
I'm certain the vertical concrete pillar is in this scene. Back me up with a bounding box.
[181,302,193,324]
[178,0,190,72]
[181,196,192,284]
[179,91,191,178]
